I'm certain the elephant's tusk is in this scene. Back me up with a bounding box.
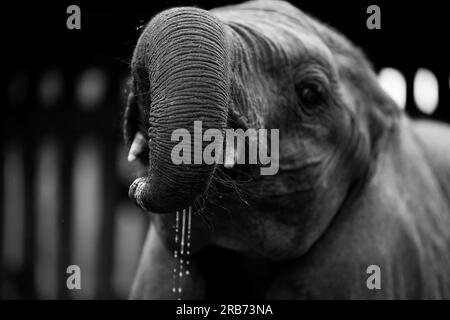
[128,132,147,162]
[224,146,237,169]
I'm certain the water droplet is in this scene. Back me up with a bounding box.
[173,211,181,299]
[171,207,194,300]
[180,209,186,255]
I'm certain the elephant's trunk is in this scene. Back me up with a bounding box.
[129,7,230,213]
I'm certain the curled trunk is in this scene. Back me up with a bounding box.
[129,7,230,213]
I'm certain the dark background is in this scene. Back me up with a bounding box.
[2,0,449,299]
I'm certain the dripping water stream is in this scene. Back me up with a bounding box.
[172,206,192,299]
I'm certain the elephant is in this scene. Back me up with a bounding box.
[123,0,450,299]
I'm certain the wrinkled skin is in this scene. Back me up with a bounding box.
[124,0,450,299]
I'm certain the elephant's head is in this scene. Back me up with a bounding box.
[124,0,399,260]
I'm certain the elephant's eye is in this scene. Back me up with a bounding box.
[298,82,324,107]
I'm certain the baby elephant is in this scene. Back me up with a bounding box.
[124,0,450,299]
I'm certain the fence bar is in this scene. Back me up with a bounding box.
[57,137,74,299]
[96,138,117,299]
[23,133,37,299]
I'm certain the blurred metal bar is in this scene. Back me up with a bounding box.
[56,67,77,300]
[19,68,38,299]
[96,70,121,299]
[34,139,59,299]
[57,137,74,299]
[97,138,117,299]
[23,132,37,299]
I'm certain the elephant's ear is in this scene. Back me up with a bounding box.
[365,79,401,155]
[335,52,401,157]
[123,78,140,146]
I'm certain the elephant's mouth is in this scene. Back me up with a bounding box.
[127,109,250,215]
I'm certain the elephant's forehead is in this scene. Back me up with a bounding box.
[254,19,331,57]
[287,30,333,63]
[213,7,333,66]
